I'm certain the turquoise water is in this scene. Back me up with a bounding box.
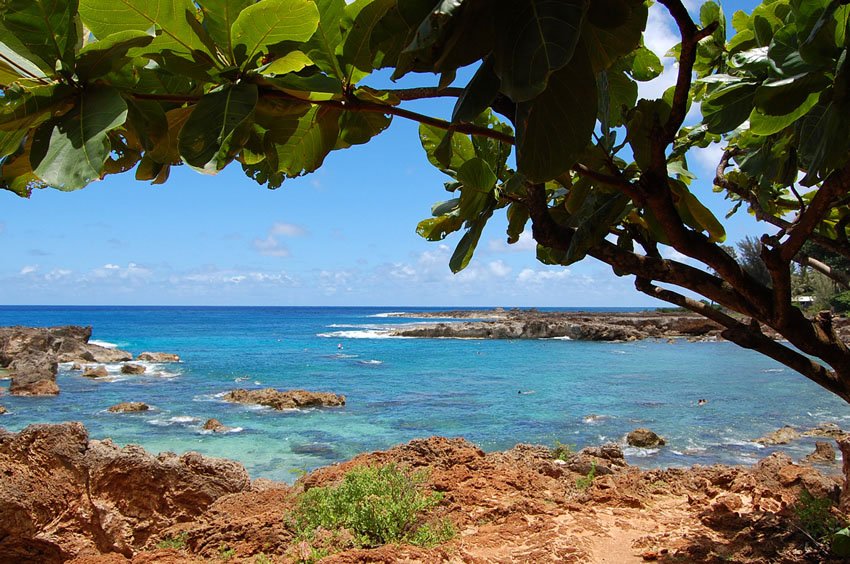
[0,306,847,482]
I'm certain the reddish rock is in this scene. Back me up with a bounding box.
[136,352,180,362]
[202,419,232,433]
[627,428,666,448]
[224,388,345,410]
[0,423,250,561]
[802,441,836,464]
[755,425,800,445]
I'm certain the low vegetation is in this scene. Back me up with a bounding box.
[290,463,454,557]
[793,490,850,558]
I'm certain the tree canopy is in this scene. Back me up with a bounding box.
[3,0,850,401]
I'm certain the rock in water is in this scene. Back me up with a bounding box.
[203,418,233,433]
[0,422,250,561]
[802,442,836,464]
[120,363,146,375]
[0,405,6,415]
[802,422,846,439]
[8,352,59,396]
[755,425,800,445]
[627,428,666,448]
[136,352,180,362]
[224,388,346,410]
[82,365,109,379]
[107,402,150,413]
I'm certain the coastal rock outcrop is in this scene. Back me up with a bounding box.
[137,352,180,362]
[107,402,150,413]
[0,326,134,395]
[802,441,836,464]
[802,422,846,439]
[627,428,666,448]
[755,425,800,445]
[82,365,109,378]
[120,363,146,375]
[202,418,233,433]
[0,423,250,562]
[224,388,346,410]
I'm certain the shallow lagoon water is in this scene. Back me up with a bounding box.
[1,306,847,482]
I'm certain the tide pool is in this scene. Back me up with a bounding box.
[0,306,847,482]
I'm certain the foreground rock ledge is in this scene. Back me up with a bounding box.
[2,423,848,563]
[224,388,346,410]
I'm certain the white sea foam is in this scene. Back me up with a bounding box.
[317,330,400,339]
[368,312,407,318]
[357,359,384,365]
[624,446,660,457]
[762,368,785,373]
[548,336,572,340]
[148,415,200,427]
[199,426,244,435]
[90,339,119,349]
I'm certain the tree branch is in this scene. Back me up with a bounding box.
[795,253,850,289]
[384,87,464,101]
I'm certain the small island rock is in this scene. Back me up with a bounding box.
[755,425,800,445]
[70,363,83,371]
[626,428,666,448]
[107,402,150,413]
[224,388,345,410]
[802,422,846,439]
[802,442,836,465]
[136,352,180,362]
[203,418,233,433]
[120,363,146,375]
[0,405,6,415]
[82,366,109,379]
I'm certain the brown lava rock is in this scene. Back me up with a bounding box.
[82,365,109,378]
[224,388,345,410]
[107,402,150,413]
[136,352,180,362]
[120,363,146,375]
[627,428,666,448]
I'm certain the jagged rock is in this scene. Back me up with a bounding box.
[202,419,233,433]
[802,422,845,439]
[64,345,133,364]
[136,352,180,362]
[627,428,666,448]
[224,388,345,410]
[755,425,800,445]
[802,442,836,464]
[567,443,628,476]
[82,366,109,379]
[120,363,146,375]
[0,423,250,561]
[8,352,59,396]
[107,402,150,413]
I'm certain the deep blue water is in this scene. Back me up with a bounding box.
[0,305,847,481]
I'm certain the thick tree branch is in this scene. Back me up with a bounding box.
[384,87,464,101]
[796,253,850,288]
[635,278,850,401]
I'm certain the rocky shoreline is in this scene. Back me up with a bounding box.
[384,309,850,342]
[2,422,850,563]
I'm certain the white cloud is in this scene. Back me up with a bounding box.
[45,269,72,281]
[516,268,580,285]
[173,269,297,286]
[270,222,306,237]
[690,143,725,174]
[90,262,152,281]
[488,260,511,277]
[20,265,37,275]
[488,229,537,253]
[253,235,290,257]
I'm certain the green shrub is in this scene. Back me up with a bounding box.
[156,533,187,550]
[576,462,597,491]
[290,464,453,549]
[831,291,850,314]
[792,489,850,557]
[254,555,273,564]
[552,441,575,461]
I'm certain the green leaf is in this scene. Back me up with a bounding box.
[753,72,831,116]
[416,212,464,241]
[260,50,313,75]
[625,45,663,81]
[492,0,588,102]
[457,158,497,215]
[604,68,637,126]
[197,0,253,63]
[516,46,597,183]
[832,527,850,558]
[626,98,671,169]
[338,110,391,145]
[368,0,435,70]
[79,0,209,56]
[670,181,726,242]
[701,81,758,134]
[0,84,74,132]
[749,90,820,135]
[304,0,346,80]
[506,202,530,244]
[582,0,648,73]
[419,124,475,175]
[449,210,492,273]
[452,57,500,123]
[231,0,320,69]
[0,27,52,79]
[2,0,78,72]
[336,0,394,83]
[178,83,258,172]
[265,105,342,177]
[76,30,155,80]
[564,190,629,264]
[30,86,128,190]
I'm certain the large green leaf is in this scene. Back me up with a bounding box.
[197,0,253,63]
[368,0,435,70]
[419,124,475,175]
[492,0,588,102]
[265,105,341,177]
[0,84,74,132]
[749,90,820,135]
[79,0,209,56]
[564,190,629,264]
[2,0,78,72]
[178,83,258,172]
[304,0,346,79]
[515,45,597,183]
[625,98,670,170]
[0,26,53,79]
[753,72,830,116]
[76,30,155,80]
[260,50,313,75]
[336,0,394,83]
[582,0,647,73]
[30,86,128,190]
[231,0,319,69]
[338,110,391,145]
[452,57,501,124]
[701,80,758,133]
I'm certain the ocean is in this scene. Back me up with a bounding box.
[0,306,847,482]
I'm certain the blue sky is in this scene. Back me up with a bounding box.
[0,0,760,306]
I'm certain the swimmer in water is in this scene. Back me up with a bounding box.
[518,390,536,395]
[697,398,707,406]
[338,343,343,350]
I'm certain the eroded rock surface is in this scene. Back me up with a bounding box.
[224,388,345,410]
[136,352,180,362]
[0,423,250,562]
[107,402,150,413]
[120,364,146,375]
[627,428,666,448]
[82,365,109,379]
[802,441,836,465]
[202,419,232,433]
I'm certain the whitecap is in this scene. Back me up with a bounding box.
[199,426,244,435]
[583,414,608,424]
[317,330,400,339]
[357,360,383,366]
[624,446,660,457]
[762,368,785,373]
[89,339,124,349]
[548,336,572,340]
[368,312,407,318]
